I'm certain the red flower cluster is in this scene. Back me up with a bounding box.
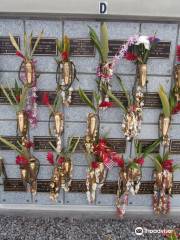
[16,51,25,60]
[15,95,20,102]
[99,101,113,108]
[25,140,34,149]
[162,159,173,172]
[16,155,28,165]
[47,152,54,165]
[61,51,69,61]
[93,139,124,167]
[172,102,180,114]
[42,92,50,106]
[134,157,144,166]
[124,52,137,61]
[176,45,180,62]
[58,157,65,165]
[91,161,99,169]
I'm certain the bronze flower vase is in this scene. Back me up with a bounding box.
[61,159,73,191]
[50,167,61,201]
[54,112,64,153]
[85,113,98,154]
[62,61,75,86]
[28,157,39,195]
[159,114,171,146]
[138,64,147,87]
[174,65,180,101]
[24,60,35,87]
[17,111,28,145]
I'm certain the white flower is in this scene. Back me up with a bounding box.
[136,36,150,50]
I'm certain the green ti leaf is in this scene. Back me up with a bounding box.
[142,138,160,158]
[107,90,126,112]
[158,85,170,118]
[79,88,96,112]
[100,22,109,63]
[9,33,20,52]
[31,30,44,57]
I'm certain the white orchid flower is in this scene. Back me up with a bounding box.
[135,35,150,50]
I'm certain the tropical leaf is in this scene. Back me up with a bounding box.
[88,25,103,62]
[158,85,170,117]
[0,84,15,107]
[24,32,28,58]
[107,90,126,112]
[163,151,169,162]
[169,91,176,114]
[142,138,161,158]
[115,74,130,105]
[31,30,44,56]
[172,164,180,172]
[9,33,20,52]
[68,137,80,154]
[79,88,96,111]
[19,86,29,111]
[93,91,100,106]
[0,136,22,154]
[153,157,162,172]
[128,162,140,169]
[100,22,109,63]
[56,39,62,52]
[63,35,70,53]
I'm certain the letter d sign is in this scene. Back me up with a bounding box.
[99,1,108,14]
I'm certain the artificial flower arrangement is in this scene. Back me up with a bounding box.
[79,89,123,203]
[108,75,144,141]
[158,85,179,146]
[0,81,39,195]
[116,139,160,217]
[174,45,180,102]
[9,31,43,127]
[152,151,180,214]
[89,22,113,109]
[47,137,79,201]
[113,34,160,87]
[0,136,39,196]
[56,36,77,106]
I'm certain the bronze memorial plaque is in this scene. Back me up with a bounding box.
[150,41,171,58]
[144,92,161,108]
[70,38,95,57]
[70,91,93,106]
[0,136,21,150]
[37,91,56,105]
[111,91,128,107]
[31,38,57,56]
[33,137,56,151]
[138,139,160,153]
[0,36,20,55]
[170,140,180,154]
[108,40,125,57]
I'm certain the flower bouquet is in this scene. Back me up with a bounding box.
[114,34,160,87]
[89,22,113,109]
[1,81,29,145]
[42,92,63,153]
[158,85,178,146]
[9,31,43,127]
[47,137,79,201]
[79,89,122,202]
[116,139,160,217]
[152,151,180,214]
[56,36,77,106]
[107,75,144,140]
[174,45,180,102]
[0,136,39,195]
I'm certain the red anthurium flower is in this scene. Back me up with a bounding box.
[91,161,99,169]
[58,157,65,165]
[16,51,25,60]
[61,51,69,61]
[47,152,54,165]
[42,92,50,106]
[172,102,180,114]
[15,95,20,102]
[176,45,180,62]
[124,52,137,61]
[25,140,34,149]
[135,157,144,166]
[99,101,113,108]
[16,155,28,165]
[113,155,124,167]
[162,159,173,172]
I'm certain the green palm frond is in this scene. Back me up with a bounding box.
[107,90,126,112]
[31,30,44,56]
[158,85,170,117]
[9,33,20,52]
[0,136,22,154]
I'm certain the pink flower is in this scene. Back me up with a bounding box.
[99,101,113,108]
[91,161,99,169]
[58,157,65,165]
[16,155,28,165]
[25,140,34,149]
[47,152,54,165]
[135,157,144,166]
